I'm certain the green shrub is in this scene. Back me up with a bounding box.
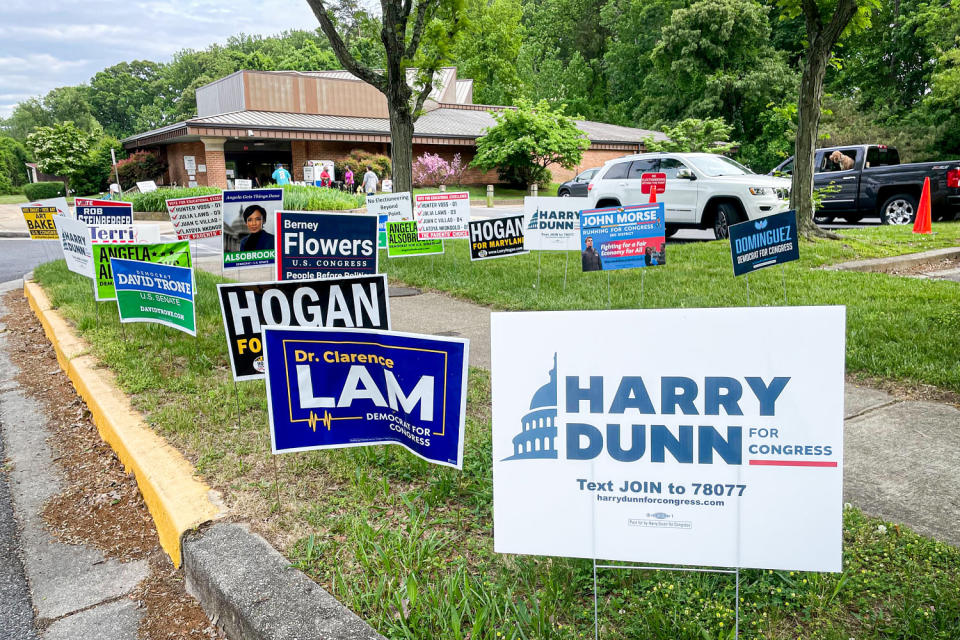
[280,183,366,211]
[0,136,30,195]
[123,186,221,212]
[71,136,124,196]
[23,181,67,200]
[116,151,166,189]
[345,149,391,179]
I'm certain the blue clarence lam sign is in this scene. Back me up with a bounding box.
[728,210,800,276]
[263,326,469,468]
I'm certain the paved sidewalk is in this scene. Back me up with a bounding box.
[0,279,147,638]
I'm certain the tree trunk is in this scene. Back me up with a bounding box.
[388,104,415,193]
[791,41,829,236]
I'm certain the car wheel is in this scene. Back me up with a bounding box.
[813,212,833,225]
[665,224,680,238]
[558,189,570,197]
[713,202,742,240]
[880,193,917,225]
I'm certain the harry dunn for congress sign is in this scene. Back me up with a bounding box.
[579,203,665,272]
[490,306,846,572]
[276,211,378,281]
[522,197,587,251]
[217,275,391,381]
[53,215,94,278]
[729,210,800,277]
[111,258,196,336]
[469,214,527,261]
[93,241,192,301]
[263,327,469,469]
[75,199,134,225]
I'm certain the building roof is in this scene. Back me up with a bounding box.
[124,107,667,147]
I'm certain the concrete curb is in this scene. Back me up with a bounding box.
[23,280,224,566]
[0,231,29,238]
[826,246,960,272]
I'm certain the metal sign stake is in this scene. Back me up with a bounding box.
[563,252,569,292]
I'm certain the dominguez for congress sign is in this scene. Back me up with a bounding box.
[491,306,845,572]
[263,326,469,468]
[729,210,800,276]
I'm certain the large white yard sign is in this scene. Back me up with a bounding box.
[491,306,845,572]
[522,196,588,251]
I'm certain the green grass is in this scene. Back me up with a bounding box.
[413,183,559,202]
[380,223,960,392]
[0,193,28,204]
[29,238,960,639]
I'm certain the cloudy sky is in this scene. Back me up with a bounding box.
[0,0,323,118]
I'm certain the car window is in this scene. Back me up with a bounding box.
[627,159,658,179]
[866,146,900,167]
[687,155,754,176]
[659,158,690,179]
[779,159,794,174]
[603,161,632,180]
[578,169,598,182]
[819,148,860,172]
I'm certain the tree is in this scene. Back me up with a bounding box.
[0,137,30,195]
[89,61,163,138]
[471,99,589,186]
[781,0,877,236]
[25,122,93,194]
[305,0,464,192]
[452,0,524,105]
[643,118,738,154]
[2,87,100,140]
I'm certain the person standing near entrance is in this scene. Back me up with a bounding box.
[362,166,378,196]
[272,163,292,186]
[344,166,355,192]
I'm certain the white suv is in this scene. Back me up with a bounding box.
[587,152,791,238]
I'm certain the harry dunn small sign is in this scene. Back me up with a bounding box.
[413,192,470,240]
[217,275,391,381]
[53,215,94,278]
[523,197,587,251]
[386,220,443,258]
[93,241,192,301]
[166,193,223,240]
[75,199,134,225]
[263,326,469,468]
[490,306,846,572]
[729,210,799,276]
[276,211,378,281]
[469,214,527,261]
[20,197,69,240]
[579,203,666,272]
[111,258,196,336]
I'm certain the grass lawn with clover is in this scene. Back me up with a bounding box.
[29,220,960,639]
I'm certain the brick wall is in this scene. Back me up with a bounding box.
[291,141,307,180]
[166,142,207,186]
[547,149,632,183]
[204,148,228,188]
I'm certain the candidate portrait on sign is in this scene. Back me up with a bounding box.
[582,236,602,272]
[223,195,282,254]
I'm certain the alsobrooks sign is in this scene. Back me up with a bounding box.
[491,307,845,572]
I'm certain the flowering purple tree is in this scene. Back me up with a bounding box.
[412,153,454,187]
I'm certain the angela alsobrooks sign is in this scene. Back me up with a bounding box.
[263,327,469,468]
[276,211,378,280]
[217,275,391,381]
[729,210,800,276]
[491,307,845,572]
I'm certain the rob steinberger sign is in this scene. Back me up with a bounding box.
[491,306,845,572]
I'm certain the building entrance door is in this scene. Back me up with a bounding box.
[224,141,292,187]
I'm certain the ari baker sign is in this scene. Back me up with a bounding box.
[217,275,391,381]
[20,198,68,240]
[263,327,469,468]
[491,307,845,572]
[111,258,196,336]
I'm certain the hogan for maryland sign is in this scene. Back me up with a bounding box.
[491,306,845,572]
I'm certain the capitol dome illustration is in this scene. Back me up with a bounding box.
[504,353,558,460]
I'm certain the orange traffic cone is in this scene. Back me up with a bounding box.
[913,177,932,234]
[649,188,657,204]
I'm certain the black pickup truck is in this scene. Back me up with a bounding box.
[771,144,960,224]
